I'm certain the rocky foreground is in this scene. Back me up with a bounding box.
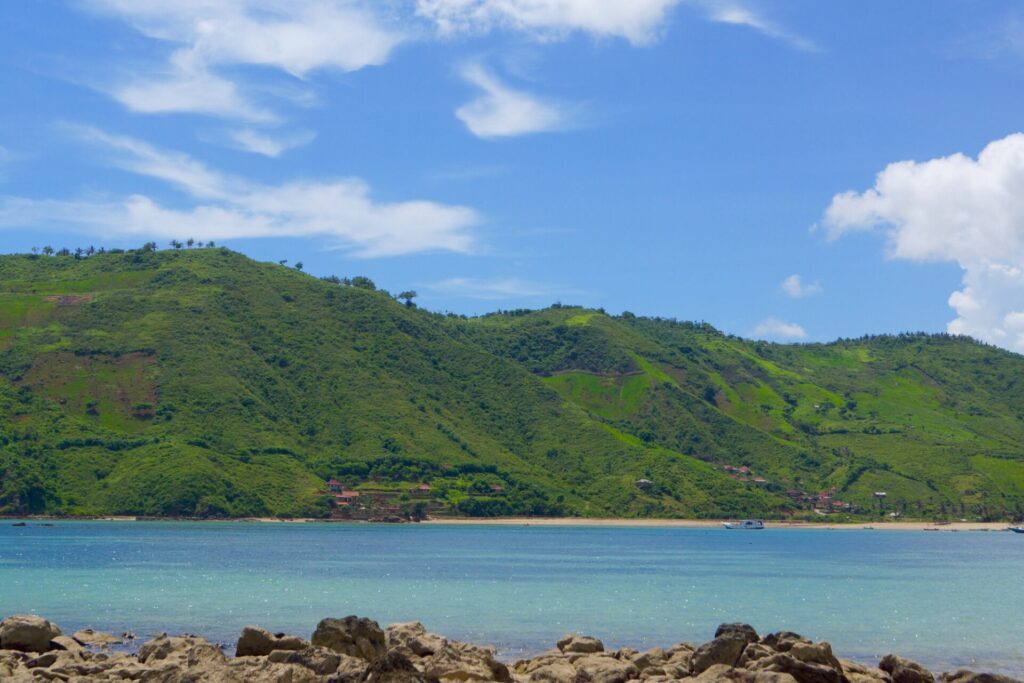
[0,614,1019,683]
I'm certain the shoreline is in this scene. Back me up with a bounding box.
[3,514,1018,531]
[1,614,1020,681]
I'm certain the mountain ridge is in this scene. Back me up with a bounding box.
[1,247,1022,520]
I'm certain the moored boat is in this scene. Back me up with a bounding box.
[723,519,765,530]
[1009,527,1024,534]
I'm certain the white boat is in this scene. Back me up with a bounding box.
[723,519,765,530]
[1009,527,1024,534]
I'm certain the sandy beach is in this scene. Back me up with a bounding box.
[421,517,1017,531]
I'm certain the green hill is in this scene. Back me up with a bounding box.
[1,247,1022,520]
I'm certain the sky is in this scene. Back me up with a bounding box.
[1,1,1023,352]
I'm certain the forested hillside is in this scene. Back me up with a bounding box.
[2,247,1022,520]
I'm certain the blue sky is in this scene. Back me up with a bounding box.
[2,1,1024,351]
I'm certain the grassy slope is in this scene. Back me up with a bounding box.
[1,249,1022,519]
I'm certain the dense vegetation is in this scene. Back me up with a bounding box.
[1,247,1022,520]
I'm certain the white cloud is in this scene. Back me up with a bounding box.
[456,63,567,138]
[822,133,1024,353]
[416,0,680,45]
[416,1,816,50]
[696,1,819,52]
[780,274,822,298]
[425,276,555,299]
[752,317,807,340]
[0,128,479,258]
[227,128,316,157]
[85,0,406,119]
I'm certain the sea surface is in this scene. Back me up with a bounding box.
[1,521,1022,676]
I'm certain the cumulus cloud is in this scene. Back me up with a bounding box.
[425,276,556,299]
[752,317,807,340]
[456,63,567,138]
[416,0,680,45]
[227,128,317,157]
[0,128,479,258]
[822,133,1024,353]
[780,274,822,298]
[85,0,406,119]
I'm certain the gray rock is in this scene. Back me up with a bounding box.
[312,616,388,662]
[71,628,121,647]
[360,650,441,683]
[691,635,750,674]
[879,655,935,683]
[556,634,605,654]
[0,615,63,653]
[750,653,849,683]
[267,645,343,675]
[939,671,1021,683]
[716,623,761,644]
[236,625,309,657]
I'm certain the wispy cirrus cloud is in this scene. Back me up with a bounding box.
[416,0,681,45]
[226,128,317,158]
[456,63,568,138]
[84,0,406,122]
[0,127,480,258]
[425,276,562,299]
[752,317,807,340]
[695,1,819,52]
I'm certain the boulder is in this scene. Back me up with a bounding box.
[630,646,667,671]
[361,650,441,683]
[879,655,935,683]
[422,640,512,682]
[691,635,750,674]
[789,642,843,672]
[385,622,447,657]
[49,636,84,653]
[694,663,746,682]
[312,616,387,661]
[740,643,778,668]
[574,654,640,683]
[527,660,578,683]
[236,625,309,657]
[750,653,849,683]
[716,624,761,644]
[556,634,605,654]
[0,615,63,654]
[71,628,121,647]
[267,645,343,675]
[939,672,1021,683]
[763,633,814,654]
[840,658,892,683]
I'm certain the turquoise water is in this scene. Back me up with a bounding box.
[1,522,1022,675]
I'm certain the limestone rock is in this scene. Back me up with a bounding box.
[749,652,849,683]
[527,660,577,683]
[879,655,935,683]
[361,650,442,683]
[0,614,63,653]
[939,672,1021,683]
[691,635,750,674]
[71,628,122,647]
[556,634,605,654]
[422,640,512,682]
[762,633,813,654]
[312,616,388,661]
[267,645,343,675]
[574,654,640,683]
[237,625,310,657]
[716,624,761,644]
[386,621,447,657]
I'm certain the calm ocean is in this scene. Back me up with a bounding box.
[1,522,1021,675]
